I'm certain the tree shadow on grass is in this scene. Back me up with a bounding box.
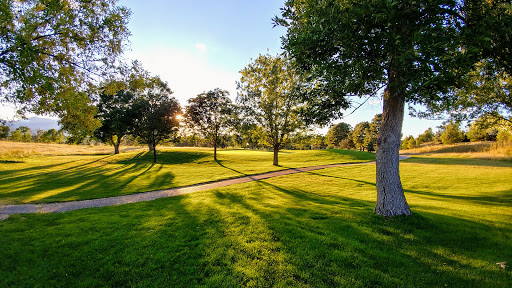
[322,148,376,161]
[0,155,176,204]
[214,159,248,176]
[303,170,378,187]
[404,188,512,208]
[404,156,512,167]
[213,180,512,287]
[115,150,210,165]
[1,178,511,287]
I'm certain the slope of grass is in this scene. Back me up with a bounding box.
[402,141,512,160]
[0,148,374,204]
[0,156,510,287]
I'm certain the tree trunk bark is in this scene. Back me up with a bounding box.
[114,137,121,154]
[273,145,279,166]
[148,143,154,151]
[213,136,217,161]
[374,91,411,217]
[152,144,157,163]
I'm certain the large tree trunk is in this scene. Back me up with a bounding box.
[374,90,411,216]
[114,137,121,154]
[273,145,279,166]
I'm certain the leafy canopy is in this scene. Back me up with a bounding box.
[274,0,511,118]
[237,54,306,149]
[0,0,131,115]
[185,88,233,147]
[132,80,181,163]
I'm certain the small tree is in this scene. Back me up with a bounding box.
[351,122,370,151]
[10,129,22,142]
[367,140,376,153]
[440,122,465,145]
[37,129,64,143]
[467,117,499,142]
[311,134,327,150]
[186,89,233,161]
[401,136,416,150]
[237,54,306,166]
[365,114,382,150]
[94,90,138,154]
[0,123,10,140]
[132,85,181,163]
[417,128,435,145]
[326,123,351,148]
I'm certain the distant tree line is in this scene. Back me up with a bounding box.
[325,114,382,153]
[401,115,512,150]
[0,121,64,144]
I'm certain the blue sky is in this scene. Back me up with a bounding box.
[1,0,445,136]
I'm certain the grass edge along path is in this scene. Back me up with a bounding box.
[0,157,414,218]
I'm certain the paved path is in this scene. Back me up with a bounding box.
[0,156,410,219]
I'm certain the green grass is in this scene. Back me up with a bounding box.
[1,156,510,287]
[0,148,374,204]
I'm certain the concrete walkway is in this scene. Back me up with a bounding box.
[0,156,410,219]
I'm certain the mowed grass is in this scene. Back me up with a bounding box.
[0,145,374,204]
[1,156,511,287]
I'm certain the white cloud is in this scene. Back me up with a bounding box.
[194,43,207,53]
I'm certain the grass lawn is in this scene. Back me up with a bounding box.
[1,156,511,287]
[0,147,374,204]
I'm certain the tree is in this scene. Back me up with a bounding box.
[289,131,312,150]
[185,88,233,161]
[52,91,100,144]
[132,81,181,163]
[417,128,435,144]
[275,0,511,216]
[0,0,131,118]
[94,90,137,154]
[365,114,382,150]
[311,134,326,150]
[0,122,9,139]
[351,122,370,151]
[400,136,416,150]
[467,117,499,142]
[417,61,512,125]
[237,54,306,166]
[326,123,351,148]
[37,128,64,143]
[440,121,465,145]
[10,126,31,142]
[9,129,22,142]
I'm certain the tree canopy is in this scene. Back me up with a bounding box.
[0,0,131,116]
[237,54,306,166]
[94,90,138,154]
[132,80,181,163]
[185,88,233,161]
[326,122,351,148]
[275,0,512,216]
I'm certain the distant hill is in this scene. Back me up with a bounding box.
[2,117,60,133]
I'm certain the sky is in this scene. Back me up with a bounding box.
[1,0,446,137]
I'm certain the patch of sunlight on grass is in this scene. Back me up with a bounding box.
[431,247,490,270]
[1,155,511,287]
[0,148,375,204]
[23,181,93,203]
